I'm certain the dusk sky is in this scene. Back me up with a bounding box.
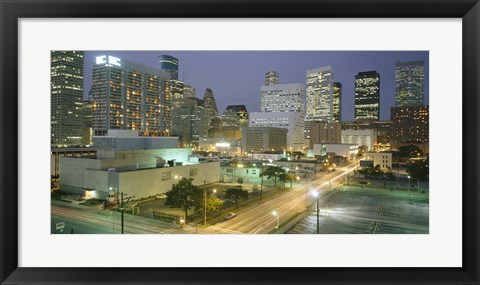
[84,51,429,121]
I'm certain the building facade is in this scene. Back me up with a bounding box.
[264,71,280,86]
[341,129,377,150]
[157,54,179,80]
[341,120,392,146]
[91,55,168,136]
[249,112,305,150]
[260,83,305,114]
[222,105,249,129]
[363,152,393,170]
[309,121,342,148]
[51,51,85,147]
[171,97,207,147]
[390,105,429,145]
[306,66,334,123]
[333,82,342,122]
[395,60,425,107]
[242,127,288,153]
[355,71,380,121]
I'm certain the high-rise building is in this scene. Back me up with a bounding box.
[91,55,167,136]
[202,88,218,134]
[51,51,85,147]
[171,97,207,147]
[306,66,334,123]
[333,82,342,122]
[169,79,185,110]
[261,83,305,114]
[354,71,380,121]
[183,84,196,98]
[264,71,280,86]
[157,54,179,80]
[223,105,249,129]
[305,66,334,144]
[395,60,425,107]
[390,105,429,144]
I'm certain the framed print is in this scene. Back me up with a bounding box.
[1,0,479,284]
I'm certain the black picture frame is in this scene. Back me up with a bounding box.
[1,0,479,284]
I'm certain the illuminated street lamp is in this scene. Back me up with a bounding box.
[272,210,280,229]
[312,191,320,234]
[408,175,411,202]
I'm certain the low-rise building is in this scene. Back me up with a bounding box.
[341,129,377,150]
[313,143,358,161]
[242,127,288,153]
[362,152,393,170]
[59,148,220,200]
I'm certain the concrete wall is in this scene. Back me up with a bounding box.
[61,161,220,200]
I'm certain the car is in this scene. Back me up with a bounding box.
[225,212,237,220]
[155,194,167,199]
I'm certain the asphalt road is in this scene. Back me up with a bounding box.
[202,163,357,234]
[51,200,187,234]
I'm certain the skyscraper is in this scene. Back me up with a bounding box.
[91,55,167,136]
[306,66,334,123]
[264,71,280,86]
[354,71,380,121]
[202,88,218,120]
[51,51,85,147]
[260,83,305,114]
[183,84,196,98]
[333,82,342,122]
[157,54,179,80]
[223,105,249,128]
[391,105,429,144]
[395,60,425,107]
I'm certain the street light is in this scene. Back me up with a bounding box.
[312,191,320,234]
[272,210,280,229]
[408,175,411,202]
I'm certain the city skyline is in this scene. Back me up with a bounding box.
[83,51,429,121]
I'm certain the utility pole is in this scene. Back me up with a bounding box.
[204,180,207,226]
[120,192,135,234]
[259,165,263,203]
[121,192,125,234]
[316,195,320,234]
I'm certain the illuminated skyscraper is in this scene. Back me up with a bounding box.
[157,54,179,80]
[333,82,342,122]
[306,66,334,123]
[264,71,280,86]
[91,55,167,136]
[203,88,218,121]
[395,60,424,107]
[223,105,249,129]
[51,51,85,147]
[261,83,305,114]
[354,71,380,121]
[305,66,334,143]
[183,84,196,98]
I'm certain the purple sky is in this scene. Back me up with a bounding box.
[84,51,429,121]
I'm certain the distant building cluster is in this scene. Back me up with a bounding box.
[51,52,428,156]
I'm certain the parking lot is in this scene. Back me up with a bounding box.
[287,185,429,234]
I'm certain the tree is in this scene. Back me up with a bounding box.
[262,166,285,186]
[205,196,223,214]
[279,172,296,189]
[397,145,423,158]
[225,187,249,209]
[165,178,202,221]
[406,157,429,181]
